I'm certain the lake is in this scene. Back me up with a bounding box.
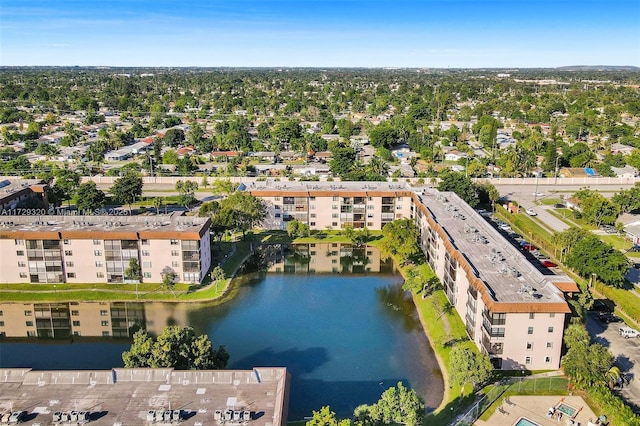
[0,243,443,419]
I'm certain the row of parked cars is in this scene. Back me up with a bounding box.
[480,212,558,269]
[590,299,640,337]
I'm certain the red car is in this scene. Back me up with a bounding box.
[540,259,557,268]
[522,243,537,251]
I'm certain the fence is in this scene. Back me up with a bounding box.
[454,376,569,425]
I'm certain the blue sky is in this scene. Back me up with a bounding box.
[1,0,639,67]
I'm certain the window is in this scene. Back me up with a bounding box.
[171,250,179,256]
[333,196,339,201]
[27,331,36,337]
[95,261,103,267]
[545,356,552,363]
[72,321,80,327]
[100,310,108,316]
[71,310,79,316]
[332,222,338,227]
[310,205,316,210]
[332,213,338,218]
[0,321,4,327]
[310,222,316,226]
[549,313,555,318]
[143,262,152,268]
[16,250,24,256]
[142,250,150,256]
[529,313,535,319]
[101,320,109,326]
[525,356,532,365]
[548,327,554,333]
[24,310,32,316]
[141,239,149,245]
[102,331,110,337]
[0,311,3,316]
[67,272,76,278]
[274,196,281,201]
[527,327,534,335]
[17,261,26,267]
[367,222,374,227]
[94,250,102,256]
[26,321,33,327]
[63,239,70,245]
[73,331,81,336]
[367,205,374,210]
[96,272,104,278]
[171,261,179,268]
[332,205,338,210]
[64,250,72,256]
[143,272,152,278]
[332,259,337,264]
[526,342,533,350]
[93,239,101,245]
[310,213,316,218]
[170,239,179,245]
[14,239,24,245]
[19,273,27,278]
[65,261,74,267]
[546,342,553,348]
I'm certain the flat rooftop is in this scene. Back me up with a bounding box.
[417,188,573,309]
[0,213,210,239]
[0,179,44,201]
[246,180,410,194]
[0,367,288,426]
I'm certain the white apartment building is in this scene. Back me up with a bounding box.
[0,214,211,285]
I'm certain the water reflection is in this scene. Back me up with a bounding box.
[0,243,443,419]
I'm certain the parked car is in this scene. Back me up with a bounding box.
[628,246,640,253]
[619,327,640,339]
[525,208,537,216]
[599,312,622,323]
[540,259,557,268]
[590,299,613,313]
[522,243,538,251]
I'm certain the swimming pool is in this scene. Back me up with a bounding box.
[513,417,541,426]
[557,403,578,417]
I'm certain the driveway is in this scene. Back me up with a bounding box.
[586,312,640,413]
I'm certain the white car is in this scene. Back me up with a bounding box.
[619,327,640,339]
[525,208,537,216]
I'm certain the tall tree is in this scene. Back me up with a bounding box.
[53,168,81,207]
[75,181,106,212]
[449,346,494,390]
[122,326,229,370]
[110,171,143,211]
[437,170,479,207]
[379,219,420,265]
[218,192,266,240]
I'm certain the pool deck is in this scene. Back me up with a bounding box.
[475,395,598,426]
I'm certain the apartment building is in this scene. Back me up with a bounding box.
[248,181,414,230]
[248,181,576,370]
[0,214,211,284]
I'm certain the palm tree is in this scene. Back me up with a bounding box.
[605,365,622,389]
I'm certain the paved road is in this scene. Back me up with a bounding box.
[587,312,640,413]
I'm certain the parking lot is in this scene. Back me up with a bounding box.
[587,311,640,412]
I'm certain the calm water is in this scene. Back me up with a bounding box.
[0,245,443,419]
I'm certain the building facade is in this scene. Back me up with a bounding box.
[0,214,211,284]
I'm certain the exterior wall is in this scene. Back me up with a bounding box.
[497,312,565,370]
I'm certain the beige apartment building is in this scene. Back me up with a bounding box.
[0,213,211,285]
[248,181,576,370]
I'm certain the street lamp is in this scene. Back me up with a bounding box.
[554,152,562,185]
